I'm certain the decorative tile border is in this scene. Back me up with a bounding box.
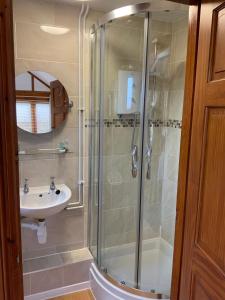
[151,119,182,128]
[85,118,182,129]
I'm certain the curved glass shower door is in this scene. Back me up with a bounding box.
[98,12,148,288]
[139,12,188,296]
[89,2,189,298]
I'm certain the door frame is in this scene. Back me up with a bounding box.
[0,0,24,298]
[171,2,200,300]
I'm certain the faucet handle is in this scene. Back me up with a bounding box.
[50,176,56,191]
[23,178,29,194]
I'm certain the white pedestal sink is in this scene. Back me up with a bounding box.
[20,184,72,219]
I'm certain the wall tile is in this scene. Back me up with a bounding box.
[13,0,55,24]
[26,254,63,273]
[54,3,81,29]
[63,260,91,286]
[64,96,79,128]
[30,267,63,294]
[16,22,77,63]
[161,16,188,245]
[15,58,79,97]
[23,274,31,296]
[22,209,84,259]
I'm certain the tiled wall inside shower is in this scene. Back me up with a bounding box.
[94,14,189,250]
[99,16,145,249]
[142,15,188,247]
[161,17,188,245]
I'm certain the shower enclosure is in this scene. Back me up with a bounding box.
[89,2,188,298]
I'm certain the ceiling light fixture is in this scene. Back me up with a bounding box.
[40,25,70,35]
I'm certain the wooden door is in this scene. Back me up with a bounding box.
[0,0,23,298]
[179,1,225,299]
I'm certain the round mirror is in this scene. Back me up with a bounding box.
[16,71,69,134]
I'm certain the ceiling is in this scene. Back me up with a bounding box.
[49,0,188,14]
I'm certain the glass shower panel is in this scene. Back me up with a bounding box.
[140,11,189,297]
[99,14,146,288]
[89,28,101,261]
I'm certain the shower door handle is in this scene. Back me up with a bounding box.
[146,147,152,180]
[131,145,138,178]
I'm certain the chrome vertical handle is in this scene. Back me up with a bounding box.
[131,145,138,178]
[146,146,152,180]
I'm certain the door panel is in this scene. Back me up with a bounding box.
[180,1,225,299]
[140,11,188,296]
[191,274,221,300]
[98,14,147,288]
[211,3,225,80]
[197,108,225,274]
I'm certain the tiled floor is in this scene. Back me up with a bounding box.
[49,289,94,300]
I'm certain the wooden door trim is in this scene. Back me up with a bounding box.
[170,3,201,300]
[0,0,23,298]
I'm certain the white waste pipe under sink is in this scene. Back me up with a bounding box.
[21,219,47,244]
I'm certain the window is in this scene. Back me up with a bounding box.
[16,102,32,132]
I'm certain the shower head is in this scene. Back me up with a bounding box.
[152,38,158,44]
[150,48,170,73]
[157,48,170,60]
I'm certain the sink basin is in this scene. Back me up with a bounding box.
[20,184,72,219]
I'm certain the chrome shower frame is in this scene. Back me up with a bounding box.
[98,2,151,26]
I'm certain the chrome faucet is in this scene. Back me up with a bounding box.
[23,178,29,194]
[50,176,56,191]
